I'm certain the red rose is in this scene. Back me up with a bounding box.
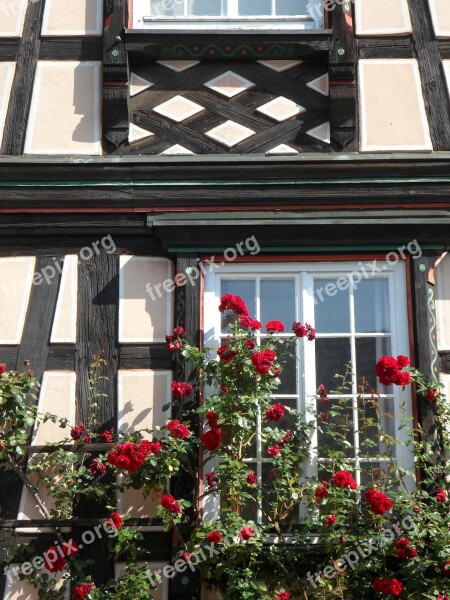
[251,349,276,375]
[340,534,345,544]
[325,514,336,525]
[395,538,418,560]
[89,459,106,476]
[73,583,94,600]
[171,381,193,398]
[268,445,280,457]
[437,595,450,600]
[161,494,181,514]
[320,411,330,422]
[293,322,315,340]
[240,315,262,330]
[205,411,219,428]
[314,486,328,500]
[165,327,186,352]
[442,560,450,577]
[365,489,393,515]
[217,343,237,364]
[332,470,358,490]
[244,338,256,350]
[70,423,87,441]
[166,420,190,439]
[279,430,292,445]
[247,471,257,485]
[44,547,67,573]
[61,541,78,557]
[109,512,123,530]
[375,355,410,387]
[240,526,254,541]
[0,364,6,376]
[206,530,222,544]
[266,320,285,333]
[265,403,285,422]
[437,488,448,503]
[98,428,114,443]
[277,593,291,600]
[181,551,193,563]
[373,577,404,597]
[219,293,249,316]
[205,471,216,487]
[425,389,437,402]
[107,440,154,472]
[396,355,410,368]
[201,428,222,451]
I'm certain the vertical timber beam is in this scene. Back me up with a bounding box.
[103,0,130,152]
[171,254,201,599]
[408,0,450,150]
[1,0,46,155]
[329,0,358,151]
[74,251,119,586]
[411,254,441,463]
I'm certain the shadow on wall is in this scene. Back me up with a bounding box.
[71,0,102,144]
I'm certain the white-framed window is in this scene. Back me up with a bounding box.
[203,260,413,523]
[132,0,324,30]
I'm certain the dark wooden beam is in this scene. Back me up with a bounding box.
[103,0,130,152]
[119,344,172,369]
[0,39,19,61]
[357,37,413,59]
[439,41,450,59]
[329,0,358,151]
[439,351,450,374]
[408,0,450,150]
[0,0,46,155]
[15,256,63,379]
[39,37,103,61]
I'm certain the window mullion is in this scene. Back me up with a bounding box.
[228,0,239,18]
[349,282,360,485]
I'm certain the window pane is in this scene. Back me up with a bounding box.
[150,0,185,17]
[276,0,306,15]
[260,279,295,331]
[188,0,223,16]
[317,396,354,458]
[221,280,255,331]
[358,396,395,458]
[314,278,350,333]
[354,279,391,333]
[239,0,272,16]
[315,338,351,392]
[356,337,391,392]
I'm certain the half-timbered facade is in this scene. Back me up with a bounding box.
[0,0,450,598]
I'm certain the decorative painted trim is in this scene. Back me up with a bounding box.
[24,61,102,155]
[160,43,296,60]
[118,256,173,343]
[50,255,78,344]
[355,0,412,36]
[359,59,433,152]
[428,287,439,382]
[41,0,103,36]
[428,0,450,39]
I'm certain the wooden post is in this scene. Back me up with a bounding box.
[329,0,358,152]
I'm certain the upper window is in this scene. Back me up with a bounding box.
[132,0,324,29]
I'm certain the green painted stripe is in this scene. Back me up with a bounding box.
[168,245,446,253]
[1,177,450,188]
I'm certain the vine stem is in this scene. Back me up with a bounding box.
[5,459,66,547]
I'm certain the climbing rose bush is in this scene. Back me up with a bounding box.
[3,295,450,600]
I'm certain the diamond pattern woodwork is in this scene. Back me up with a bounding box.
[124,59,330,155]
